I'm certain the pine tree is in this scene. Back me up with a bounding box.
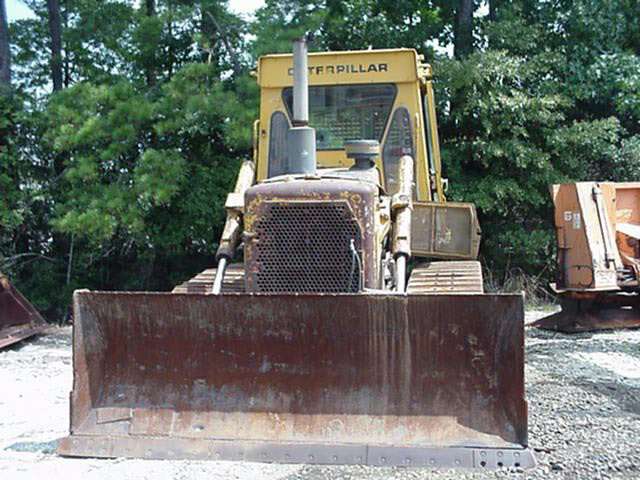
[47,0,63,91]
[0,0,10,87]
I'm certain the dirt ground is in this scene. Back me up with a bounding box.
[1,310,639,480]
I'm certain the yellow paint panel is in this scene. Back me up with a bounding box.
[258,49,421,87]
[256,48,434,202]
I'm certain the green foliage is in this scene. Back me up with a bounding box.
[41,62,246,297]
[432,2,640,275]
[3,1,254,318]
[437,49,569,272]
[252,0,443,56]
[0,93,23,233]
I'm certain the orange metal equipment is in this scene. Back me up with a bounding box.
[534,182,640,333]
[0,273,47,349]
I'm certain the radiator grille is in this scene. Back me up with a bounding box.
[251,202,362,292]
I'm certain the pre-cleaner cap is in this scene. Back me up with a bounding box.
[345,140,380,169]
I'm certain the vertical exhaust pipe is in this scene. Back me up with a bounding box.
[287,37,316,175]
[292,38,309,127]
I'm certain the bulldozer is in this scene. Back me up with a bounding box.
[58,39,534,469]
[534,182,640,333]
[0,272,47,349]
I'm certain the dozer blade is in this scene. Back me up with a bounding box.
[58,291,534,469]
[0,274,47,349]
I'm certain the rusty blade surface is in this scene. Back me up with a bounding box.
[60,291,528,464]
[0,275,47,349]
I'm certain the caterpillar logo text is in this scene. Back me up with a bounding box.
[287,63,389,76]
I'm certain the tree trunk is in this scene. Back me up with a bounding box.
[489,0,497,21]
[201,4,240,76]
[47,0,63,91]
[146,0,156,16]
[454,0,474,59]
[0,0,11,87]
[522,0,535,19]
[488,0,501,49]
[62,0,70,87]
[145,0,156,87]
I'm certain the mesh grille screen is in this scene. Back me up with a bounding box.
[252,202,362,292]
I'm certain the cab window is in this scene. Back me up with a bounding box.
[282,84,397,150]
[268,111,290,177]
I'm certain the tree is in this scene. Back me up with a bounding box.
[44,61,249,291]
[146,0,156,15]
[0,0,10,86]
[200,1,242,76]
[144,0,156,86]
[489,0,498,21]
[454,0,474,58]
[47,0,63,91]
[252,0,443,57]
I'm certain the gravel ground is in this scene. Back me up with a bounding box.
[1,310,639,479]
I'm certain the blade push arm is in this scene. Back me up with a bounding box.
[392,155,414,292]
[213,160,255,294]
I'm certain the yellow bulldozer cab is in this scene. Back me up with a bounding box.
[255,49,446,203]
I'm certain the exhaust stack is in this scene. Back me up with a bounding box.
[287,37,316,175]
[292,38,309,126]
